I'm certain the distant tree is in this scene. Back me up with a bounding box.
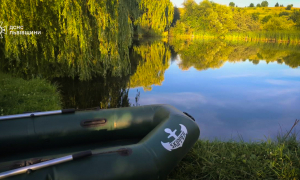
[286,4,293,10]
[250,3,254,7]
[289,10,300,28]
[279,11,290,16]
[280,4,284,7]
[261,1,269,7]
[261,15,272,23]
[263,16,295,30]
[251,12,260,21]
[229,2,235,7]
[275,2,279,7]
[257,3,261,7]
[289,10,300,22]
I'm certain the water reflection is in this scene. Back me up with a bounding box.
[1,38,300,141]
[129,40,171,91]
[169,39,300,70]
[52,75,130,109]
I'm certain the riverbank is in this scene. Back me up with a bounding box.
[168,121,300,179]
[168,31,300,44]
[0,73,61,116]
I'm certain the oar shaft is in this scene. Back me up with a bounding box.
[0,109,75,121]
[0,155,72,179]
[0,150,91,179]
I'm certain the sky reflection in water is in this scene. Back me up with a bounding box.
[129,58,300,141]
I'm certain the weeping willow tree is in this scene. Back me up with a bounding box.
[135,0,174,36]
[0,0,139,80]
[129,41,171,91]
[0,0,174,80]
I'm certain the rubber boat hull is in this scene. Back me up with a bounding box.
[0,104,200,180]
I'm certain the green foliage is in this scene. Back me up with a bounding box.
[289,10,300,29]
[250,3,254,7]
[135,0,174,36]
[261,15,272,23]
[0,0,139,80]
[275,2,279,7]
[261,1,269,7]
[251,12,260,21]
[0,0,174,80]
[279,11,290,16]
[229,2,235,7]
[286,4,293,10]
[172,0,262,36]
[263,16,295,31]
[257,3,261,7]
[0,73,61,116]
[233,9,260,32]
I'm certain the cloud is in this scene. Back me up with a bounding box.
[265,79,295,85]
[216,73,267,79]
[139,92,207,109]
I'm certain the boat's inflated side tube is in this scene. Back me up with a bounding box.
[0,105,163,156]
[0,105,200,180]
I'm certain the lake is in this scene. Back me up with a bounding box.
[1,39,300,141]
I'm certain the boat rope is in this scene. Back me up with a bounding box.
[183,112,195,121]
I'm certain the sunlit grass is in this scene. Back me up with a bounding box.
[168,120,300,180]
[225,31,300,44]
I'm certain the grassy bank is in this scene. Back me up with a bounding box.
[169,31,300,44]
[168,121,300,180]
[0,73,61,116]
[225,31,300,44]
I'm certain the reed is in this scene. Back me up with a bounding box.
[225,31,300,44]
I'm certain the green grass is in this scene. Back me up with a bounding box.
[168,120,300,180]
[225,31,300,44]
[0,73,61,116]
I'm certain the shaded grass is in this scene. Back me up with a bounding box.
[0,72,61,115]
[168,120,300,180]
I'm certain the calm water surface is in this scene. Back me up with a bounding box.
[2,39,300,141]
[129,57,300,141]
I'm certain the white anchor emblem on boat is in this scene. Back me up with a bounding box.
[161,124,188,151]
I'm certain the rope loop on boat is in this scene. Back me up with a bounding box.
[183,112,195,121]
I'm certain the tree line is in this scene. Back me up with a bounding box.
[170,0,300,37]
[230,1,293,9]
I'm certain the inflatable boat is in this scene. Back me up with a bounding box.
[0,104,200,180]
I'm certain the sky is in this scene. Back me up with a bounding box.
[171,0,300,8]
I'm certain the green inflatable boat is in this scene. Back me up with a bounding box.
[0,105,200,180]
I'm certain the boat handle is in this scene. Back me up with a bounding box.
[80,118,107,127]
